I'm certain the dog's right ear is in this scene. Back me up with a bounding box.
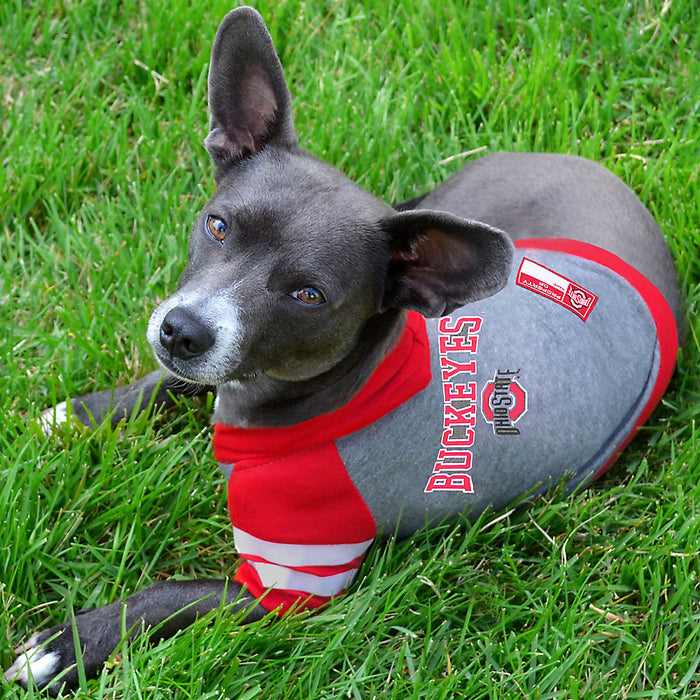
[204,7,297,173]
[381,210,514,317]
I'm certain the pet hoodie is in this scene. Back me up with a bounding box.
[214,239,678,615]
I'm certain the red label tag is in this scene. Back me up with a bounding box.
[516,258,598,321]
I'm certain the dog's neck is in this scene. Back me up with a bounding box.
[212,309,408,428]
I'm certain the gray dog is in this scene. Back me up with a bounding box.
[6,7,679,694]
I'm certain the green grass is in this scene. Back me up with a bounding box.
[1,0,699,697]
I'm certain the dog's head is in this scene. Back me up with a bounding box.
[147,7,512,390]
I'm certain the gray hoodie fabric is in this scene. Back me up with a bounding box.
[337,239,677,537]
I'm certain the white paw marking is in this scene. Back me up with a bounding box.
[38,401,69,435]
[4,634,60,687]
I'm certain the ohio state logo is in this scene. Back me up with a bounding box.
[567,285,594,310]
[516,258,598,321]
[481,369,527,436]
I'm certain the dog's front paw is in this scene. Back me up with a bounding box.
[38,400,71,435]
[4,626,73,695]
[5,605,124,695]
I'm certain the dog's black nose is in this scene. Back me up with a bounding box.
[159,307,215,360]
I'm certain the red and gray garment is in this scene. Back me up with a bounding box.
[214,239,678,615]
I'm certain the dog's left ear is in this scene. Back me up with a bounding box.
[381,210,514,317]
[204,7,297,173]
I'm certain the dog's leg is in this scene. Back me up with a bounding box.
[39,370,212,432]
[5,579,266,695]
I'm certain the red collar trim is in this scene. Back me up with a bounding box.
[214,311,431,465]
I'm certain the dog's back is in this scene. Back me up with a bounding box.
[415,152,679,324]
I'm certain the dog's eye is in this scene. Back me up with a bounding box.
[291,287,326,306]
[206,215,227,242]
